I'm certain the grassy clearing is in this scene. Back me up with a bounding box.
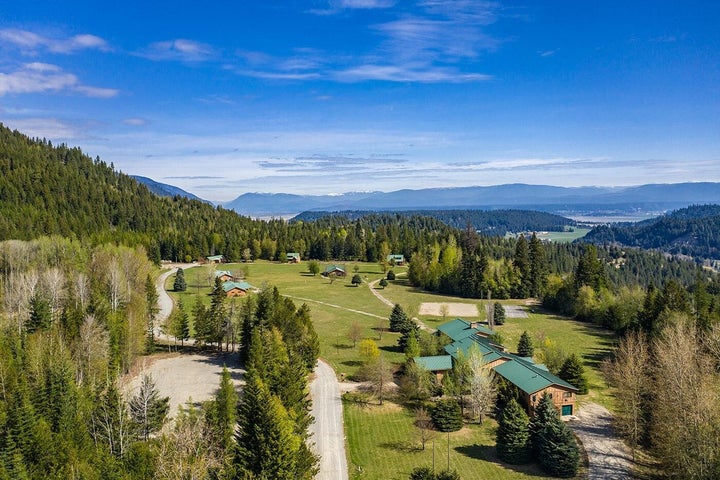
[536,228,591,243]
[164,260,615,478]
[344,400,555,480]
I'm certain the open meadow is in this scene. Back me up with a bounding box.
[165,260,616,479]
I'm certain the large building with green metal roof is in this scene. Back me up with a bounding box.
[415,318,578,416]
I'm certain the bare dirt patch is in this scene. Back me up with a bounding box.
[419,302,479,317]
[123,352,244,417]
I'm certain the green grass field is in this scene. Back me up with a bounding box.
[164,260,614,478]
[344,401,557,480]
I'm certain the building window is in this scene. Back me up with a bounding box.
[564,392,573,399]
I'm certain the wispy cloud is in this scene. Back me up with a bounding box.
[309,0,395,15]
[123,117,149,126]
[0,62,119,97]
[3,117,90,140]
[0,28,110,54]
[138,39,215,62]
[334,64,491,82]
[233,1,497,83]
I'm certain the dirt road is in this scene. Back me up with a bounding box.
[569,402,633,480]
[310,359,349,480]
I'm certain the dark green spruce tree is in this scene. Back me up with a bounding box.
[558,353,588,394]
[530,393,579,478]
[173,268,187,291]
[389,304,409,332]
[517,331,534,357]
[496,398,532,464]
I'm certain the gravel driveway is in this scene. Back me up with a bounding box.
[569,402,633,480]
[310,359,349,480]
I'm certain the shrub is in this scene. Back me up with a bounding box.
[387,270,396,281]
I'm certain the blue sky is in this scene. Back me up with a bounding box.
[1,1,718,201]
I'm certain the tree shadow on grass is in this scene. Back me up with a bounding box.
[380,344,403,354]
[341,360,364,367]
[455,444,549,478]
[380,441,421,453]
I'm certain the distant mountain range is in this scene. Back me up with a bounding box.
[222,183,720,218]
[132,175,206,202]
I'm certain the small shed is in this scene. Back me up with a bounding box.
[287,252,301,263]
[206,254,225,264]
[222,281,253,298]
[322,265,346,277]
[387,254,405,265]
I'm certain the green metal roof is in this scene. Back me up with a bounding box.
[387,254,405,261]
[215,270,233,278]
[222,281,253,292]
[493,354,577,394]
[207,255,224,260]
[432,318,577,394]
[323,265,345,273]
[287,252,300,258]
[437,318,493,342]
[414,355,453,372]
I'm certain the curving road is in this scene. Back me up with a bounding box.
[155,265,349,479]
[310,359,349,480]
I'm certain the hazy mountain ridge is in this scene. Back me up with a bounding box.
[583,204,720,260]
[224,183,720,217]
[131,175,206,202]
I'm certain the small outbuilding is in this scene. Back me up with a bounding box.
[322,265,346,277]
[214,270,234,282]
[206,254,225,264]
[222,281,253,297]
[287,252,301,263]
[387,254,405,265]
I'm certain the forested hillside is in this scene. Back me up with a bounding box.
[293,209,577,234]
[583,205,720,260]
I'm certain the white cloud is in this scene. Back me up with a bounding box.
[3,117,88,139]
[139,39,215,62]
[0,28,110,54]
[123,117,149,126]
[0,62,119,97]
[334,63,491,82]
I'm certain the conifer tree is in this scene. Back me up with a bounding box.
[517,331,534,357]
[558,353,588,394]
[496,398,532,464]
[528,233,548,297]
[207,366,238,452]
[431,398,463,432]
[173,267,187,292]
[389,304,409,332]
[513,235,531,298]
[493,302,506,325]
[145,274,159,353]
[27,295,51,333]
[129,374,170,441]
[235,368,302,479]
[530,393,579,477]
[192,297,209,344]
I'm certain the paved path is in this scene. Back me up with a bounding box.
[569,402,633,480]
[310,359,349,480]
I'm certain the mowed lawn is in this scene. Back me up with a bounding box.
[165,260,615,479]
[344,401,556,480]
[165,261,402,377]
